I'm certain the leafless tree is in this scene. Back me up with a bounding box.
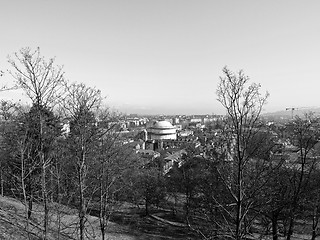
[0,69,18,91]
[96,137,132,240]
[0,100,18,196]
[284,113,320,240]
[63,82,102,240]
[1,106,38,240]
[8,47,65,107]
[17,126,34,240]
[8,47,65,239]
[216,66,269,240]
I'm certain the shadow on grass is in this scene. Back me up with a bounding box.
[88,207,198,240]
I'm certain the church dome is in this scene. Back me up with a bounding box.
[147,120,177,140]
[152,120,175,129]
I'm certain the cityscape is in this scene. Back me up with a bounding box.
[1,1,320,240]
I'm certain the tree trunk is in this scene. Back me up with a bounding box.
[235,201,242,240]
[271,213,278,240]
[101,226,105,240]
[28,196,33,219]
[145,194,149,216]
[79,183,85,240]
[286,216,294,240]
[235,160,243,240]
[99,186,107,240]
[39,107,48,240]
[79,211,85,240]
[42,161,48,240]
[286,149,307,240]
[56,162,61,240]
[311,206,319,240]
[311,229,317,240]
[0,168,3,196]
[99,158,107,240]
[79,150,86,240]
[21,148,31,239]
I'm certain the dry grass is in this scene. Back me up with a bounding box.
[0,196,136,240]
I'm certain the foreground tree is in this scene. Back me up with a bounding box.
[63,82,102,240]
[284,113,320,240]
[216,67,269,240]
[307,169,320,240]
[93,109,137,240]
[0,100,18,196]
[8,47,65,239]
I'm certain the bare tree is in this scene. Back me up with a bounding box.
[1,107,38,240]
[63,82,102,240]
[8,47,65,239]
[216,66,269,240]
[284,113,320,240]
[0,100,18,196]
[0,69,18,91]
[94,110,121,240]
[8,47,65,107]
[96,136,135,240]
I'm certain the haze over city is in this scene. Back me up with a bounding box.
[1,0,320,115]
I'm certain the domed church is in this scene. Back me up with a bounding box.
[147,120,177,140]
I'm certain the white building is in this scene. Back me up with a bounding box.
[147,120,177,140]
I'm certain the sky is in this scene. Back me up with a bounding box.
[1,0,320,115]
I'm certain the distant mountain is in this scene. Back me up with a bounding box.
[262,108,320,119]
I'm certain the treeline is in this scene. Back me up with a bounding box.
[0,48,150,240]
[169,67,320,240]
[166,117,320,240]
[1,49,320,240]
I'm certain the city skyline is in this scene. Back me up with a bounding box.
[1,1,320,115]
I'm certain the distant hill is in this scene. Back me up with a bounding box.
[262,108,320,121]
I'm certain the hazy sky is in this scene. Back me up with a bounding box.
[1,0,320,115]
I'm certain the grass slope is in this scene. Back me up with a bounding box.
[0,196,135,240]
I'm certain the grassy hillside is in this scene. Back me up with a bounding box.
[0,196,198,240]
[0,196,135,240]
